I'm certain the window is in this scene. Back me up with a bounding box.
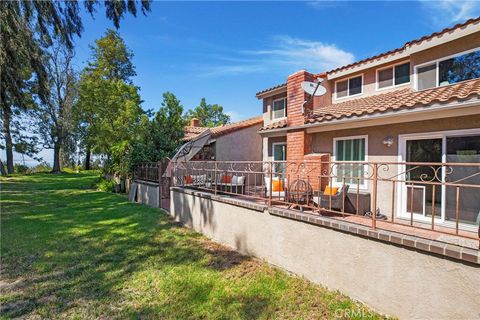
[272,98,286,119]
[377,62,410,90]
[417,63,437,90]
[415,49,480,90]
[439,51,480,86]
[335,75,363,99]
[333,136,367,187]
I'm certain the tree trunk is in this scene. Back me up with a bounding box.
[85,145,91,170]
[0,159,7,176]
[52,142,61,173]
[2,106,14,174]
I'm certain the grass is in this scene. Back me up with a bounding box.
[1,172,388,319]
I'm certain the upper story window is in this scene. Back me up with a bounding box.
[416,48,480,90]
[377,62,410,90]
[272,97,286,119]
[335,75,363,99]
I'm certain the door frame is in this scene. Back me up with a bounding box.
[397,128,480,229]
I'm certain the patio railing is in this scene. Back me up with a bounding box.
[171,160,480,247]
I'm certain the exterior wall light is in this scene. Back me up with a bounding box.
[383,136,394,147]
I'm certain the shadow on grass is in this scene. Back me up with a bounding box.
[1,172,253,318]
[1,172,383,319]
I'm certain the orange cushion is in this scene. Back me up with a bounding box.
[185,175,193,184]
[323,186,339,196]
[272,179,284,192]
[221,175,232,183]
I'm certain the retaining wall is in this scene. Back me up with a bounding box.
[170,187,480,320]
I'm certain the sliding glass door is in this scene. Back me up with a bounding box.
[444,135,480,226]
[400,129,480,229]
[272,143,286,174]
[405,138,442,218]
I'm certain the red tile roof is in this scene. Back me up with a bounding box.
[328,17,480,75]
[259,119,288,131]
[305,79,480,124]
[183,116,263,141]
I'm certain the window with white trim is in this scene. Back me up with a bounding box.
[272,98,286,119]
[333,136,367,187]
[377,62,410,89]
[416,49,480,90]
[335,75,363,99]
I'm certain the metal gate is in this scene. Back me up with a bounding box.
[133,159,172,211]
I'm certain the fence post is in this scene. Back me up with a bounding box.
[268,162,273,207]
[372,163,378,230]
[214,162,218,196]
[158,161,162,209]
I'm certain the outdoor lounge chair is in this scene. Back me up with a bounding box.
[312,184,350,212]
[183,174,207,187]
[215,175,246,194]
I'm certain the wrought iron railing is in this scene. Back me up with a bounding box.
[133,160,171,182]
[171,160,480,247]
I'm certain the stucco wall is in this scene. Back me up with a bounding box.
[135,180,160,208]
[411,32,480,66]
[262,92,287,126]
[322,32,480,104]
[170,189,480,320]
[214,124,263,161]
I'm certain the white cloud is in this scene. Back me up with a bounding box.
[420,0,480,26]
[194,35,354,77]
[246,35,355,72]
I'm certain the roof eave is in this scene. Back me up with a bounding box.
[259,97,479,134]
[327,18,480,80]
[255,85,287,99]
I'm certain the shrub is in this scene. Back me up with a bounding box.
[14,164,29,174]
[96,177,116,192]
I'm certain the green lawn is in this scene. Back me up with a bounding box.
[1,172,387,319]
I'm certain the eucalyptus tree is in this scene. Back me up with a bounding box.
[0,0,150,174]
[33,43,78,173]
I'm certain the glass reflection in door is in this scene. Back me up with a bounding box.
[405,138,442,218]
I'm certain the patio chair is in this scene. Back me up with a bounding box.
[312,184,350,212]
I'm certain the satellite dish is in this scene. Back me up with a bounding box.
[301,80,326,96]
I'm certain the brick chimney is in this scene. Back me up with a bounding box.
[286,70,315,162]
[190,118,201,127]
[285,70,330,190]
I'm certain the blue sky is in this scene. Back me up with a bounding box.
[9,0,480,165]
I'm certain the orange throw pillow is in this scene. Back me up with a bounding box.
[221,175,232,183]
[185,175,193,184]
[323,186,339,196]
[272,179,284,192]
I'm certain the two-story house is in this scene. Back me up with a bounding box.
[256,18,480,231]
